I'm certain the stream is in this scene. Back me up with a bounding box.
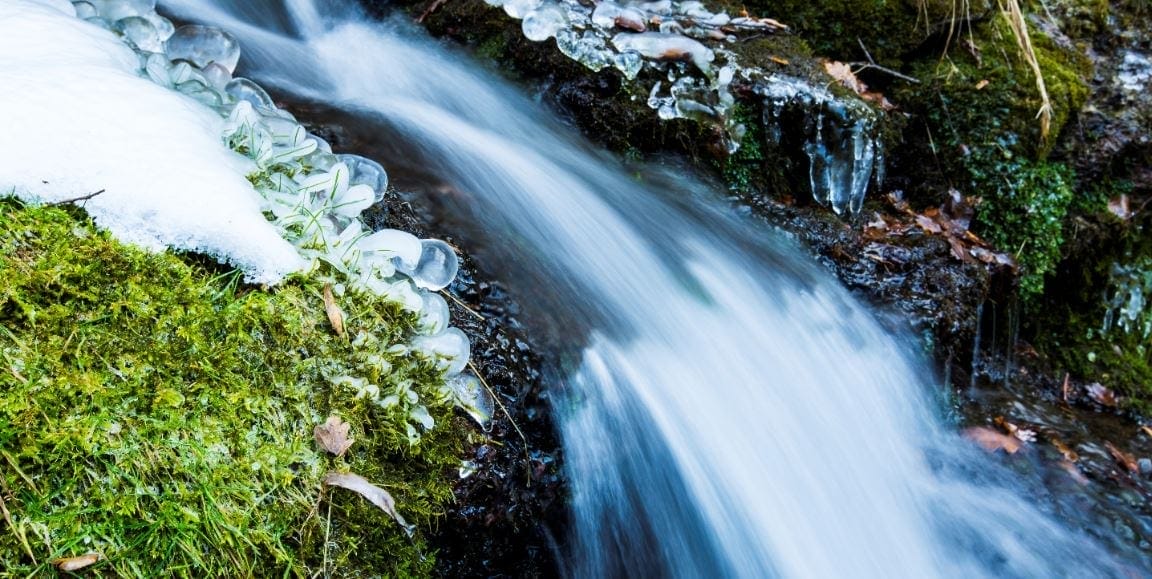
[158,0,1140,575]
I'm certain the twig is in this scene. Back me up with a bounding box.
[857,37,877,65]
[416,0,448,23]
[440,290,484,321]
[47,189,105,207]
[848,62,921,84]
[467,360,533,485]
[852,37,920,83]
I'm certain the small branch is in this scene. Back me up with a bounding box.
[847,62,921,84]
[416,0,448,23]
[47,189,105,206]
[853,37,920,84]
[857,37,877,65]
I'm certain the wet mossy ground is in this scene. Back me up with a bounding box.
[0,198,467,576]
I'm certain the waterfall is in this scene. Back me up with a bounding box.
[158,1,1128,575]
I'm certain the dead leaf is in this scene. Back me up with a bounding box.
[314,416,355,457]
[324,472,414,537]
[1141,425,1152,439]
[1050,436,1079,461]
[53,553,103,572]
[963,426,1022,454]
[975,79,990,90]
[1109,194,1132,220]
[1105,441,1139,473]
[768,55,790,66]
[823,60,867,94]
[1062,373,1070,402]
[1086,382,1117,407]
[322,284,344,337]
[914,214,943,234]
[947,237,974,263]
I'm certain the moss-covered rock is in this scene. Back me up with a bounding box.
[0,198,466,576]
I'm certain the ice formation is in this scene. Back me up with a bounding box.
[758,75,881,214]
[1,0,473,439]
[486,0,885,212]
[487,0,783,151]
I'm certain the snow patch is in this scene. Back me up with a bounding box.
[0,0,306,284]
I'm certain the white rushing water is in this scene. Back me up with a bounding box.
[141,0,1129,575]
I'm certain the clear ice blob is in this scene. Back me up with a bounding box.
[224,77,275,110]
[359,229,423,269]
[336,153,389,203]
[166,24,241,73]
[591,1,622,28]
[144,12,174,42]
[444,373,494,427]
[613,51,643,80]
[200,62,231,90]
[404,239,459,291]
[72,1,97,19]
[611,32,713,73]
[114,16,162,53]
[91,0,150,20]
[413,328,470,376]
[419,292,451,335]
[503,0,541,19]
[522,3,567,42]
[555,29,612,72]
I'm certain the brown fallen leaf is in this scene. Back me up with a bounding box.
[322,284,344,337]
[325,472,414,537]
[975,79,990,90]
[963,426,1022,454]
[914,213,943,234]
[823,60,867,95]
[1141,425,1152,439]
[768,55,790,66]
[1086,382,1117,407]
[1105,441,1139,473]
[53,553,103,572]
[1108,194,1132,220]
[1050,436,1079,462]
[314,416,355,457]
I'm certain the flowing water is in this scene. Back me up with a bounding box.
[159,1,1138,575]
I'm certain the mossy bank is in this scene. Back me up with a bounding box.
[0,197,471,576]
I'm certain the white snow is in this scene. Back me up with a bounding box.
[0,0,306,284]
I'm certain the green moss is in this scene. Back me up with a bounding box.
[719,102,769,194]
[969,154,1074,299]
[887,11,1089,299]
[0,198,465,577]
[740,0,934,64]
